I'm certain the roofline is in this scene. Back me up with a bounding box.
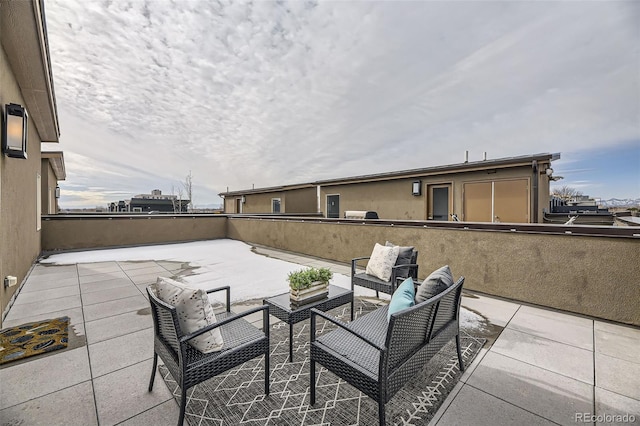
[37,0,60,139]
[41,150,66,180]
[0,0,60,142]
[219,152,560,197]
[220,183,316,197]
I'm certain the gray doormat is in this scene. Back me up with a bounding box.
[159,299,485,425]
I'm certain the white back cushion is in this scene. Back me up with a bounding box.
[154,277,224,353]
[366,243,400,282]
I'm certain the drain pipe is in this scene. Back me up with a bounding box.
[532,160,539,223]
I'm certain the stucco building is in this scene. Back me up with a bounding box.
[109,189,190,213]
[220,152,560,223]
[1,0,65,325]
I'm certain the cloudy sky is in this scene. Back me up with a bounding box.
[44,1,639,208]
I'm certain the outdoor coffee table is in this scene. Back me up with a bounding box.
[264,285,354,361]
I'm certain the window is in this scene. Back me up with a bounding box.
[272,198,281,213]
[36,173,41,230]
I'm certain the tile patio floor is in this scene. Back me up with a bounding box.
[1,245,639,425]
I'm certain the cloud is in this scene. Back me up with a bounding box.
[44,0,640,206]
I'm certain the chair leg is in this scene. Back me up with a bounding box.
[310,359,316,405]
[148,352,158,391]
[378,401,386,426]
[456,334,465,372]
[289,323,294,362]
[178,385,187,426]
[375,290,379,298]
[350,298,354,321]
[264,353,270,395]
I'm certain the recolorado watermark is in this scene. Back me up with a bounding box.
[575,413,636,423]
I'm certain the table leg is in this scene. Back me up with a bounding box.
[289,323,294,362]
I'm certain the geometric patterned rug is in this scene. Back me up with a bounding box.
[159,299,485,425]
[0,316,69,365]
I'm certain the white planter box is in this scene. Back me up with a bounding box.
[290,281,329,303]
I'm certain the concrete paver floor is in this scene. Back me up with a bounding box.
[1,245,638,425]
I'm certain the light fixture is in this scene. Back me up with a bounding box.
[412,180,422,196]
[543,166,564,181]
[55,185,61,199]
[2,103,28,159]
[241,195,246,204]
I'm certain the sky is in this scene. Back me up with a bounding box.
[43,0,640,209]
[40,238,487,331]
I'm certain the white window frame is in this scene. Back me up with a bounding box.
[36,173,41,230]
[271,198,281,213]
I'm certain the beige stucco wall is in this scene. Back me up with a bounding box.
[227,217,640,326]
[281,187,317,213]
[319,163,548,222]
[41,215,228,251]
[241,192,284,213]
[0,46,44,324]
[226,187,317,214]
[224,197,237,213]
[41,159,57,214]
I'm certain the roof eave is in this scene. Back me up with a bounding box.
[41,151,66,180]
[1,0,60,142]
[220,152,560,195]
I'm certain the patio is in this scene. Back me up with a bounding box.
[1,240,638,425]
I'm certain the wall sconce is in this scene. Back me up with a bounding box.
[542,166,563,181]
[55,185,61,199]
[412,180,422,196]
[241,195,246,204]
[2,103,28,159]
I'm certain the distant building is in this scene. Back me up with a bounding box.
[109,189,189,213]
[219,153,560,224]
[545,195,614,225]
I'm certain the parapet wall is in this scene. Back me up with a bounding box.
[41,214,227,251]
[40,214,639,326]
[226,217,640,326]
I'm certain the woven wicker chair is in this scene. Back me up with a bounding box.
[147,285,270,426]
[310,277,465,426]
[351,249,419,297]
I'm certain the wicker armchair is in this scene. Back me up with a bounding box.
[147,285,270,426]
[351,249,419,297]
[310,277,465,426]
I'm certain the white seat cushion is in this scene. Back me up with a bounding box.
[365,243,400,282]
[154,277,224,353]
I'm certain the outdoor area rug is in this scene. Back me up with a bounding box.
[0,316,69,365]
[160,299,485,425]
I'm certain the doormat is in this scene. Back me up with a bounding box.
[159,300,485,425]
[0,316,69,365]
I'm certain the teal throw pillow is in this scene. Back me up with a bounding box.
[387,277,415,321]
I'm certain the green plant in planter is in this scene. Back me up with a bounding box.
[287,267,333,290]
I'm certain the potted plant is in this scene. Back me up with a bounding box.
[288,267,333,303]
